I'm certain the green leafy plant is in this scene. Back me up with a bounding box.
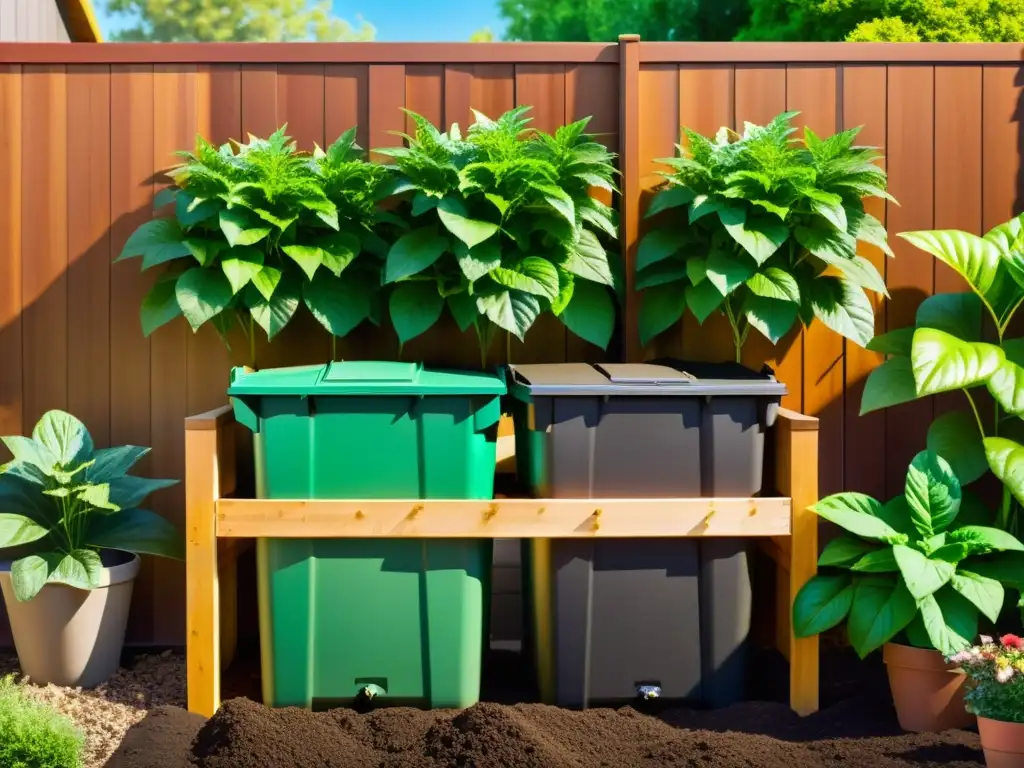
[377,106,620,365]
[116,125,394,364]
[792,450,1024,657]
[951,634,1024,723]
[0,411,182,602]
[0,675,83,768]
[638,111,893,362]
[860,215,1024,537]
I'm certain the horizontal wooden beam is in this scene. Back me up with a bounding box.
[215,496,791,538]
[638,42,1024,63]
[0,43,619,65]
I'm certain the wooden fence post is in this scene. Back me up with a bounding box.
[618,33,641,363]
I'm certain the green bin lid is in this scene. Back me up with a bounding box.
[227,361,506,397]
[508,361,786,397]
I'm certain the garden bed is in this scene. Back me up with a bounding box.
[102,647,983,768]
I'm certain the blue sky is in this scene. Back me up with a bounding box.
[95,1,508,42]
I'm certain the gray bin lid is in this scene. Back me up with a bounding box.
[508,362,787,397]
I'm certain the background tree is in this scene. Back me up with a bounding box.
[469,27,496,41]
[103,0,375,42]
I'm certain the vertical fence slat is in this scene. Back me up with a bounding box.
[841,65,887,500]
[982,65,1024,233]
[884,65,935,498]
[66,64,111,448]
[325,64,369,150]
[787,65,842,499]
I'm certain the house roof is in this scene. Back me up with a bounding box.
[65,0,103,42]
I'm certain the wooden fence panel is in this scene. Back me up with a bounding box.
[0,43,1020,645]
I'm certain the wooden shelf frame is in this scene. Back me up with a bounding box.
[185,406,819,719]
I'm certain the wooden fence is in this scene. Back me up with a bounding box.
[0,39,1022,646]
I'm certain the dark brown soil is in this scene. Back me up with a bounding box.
[105,648,984,768]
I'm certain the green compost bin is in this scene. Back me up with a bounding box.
[227,361,506,710]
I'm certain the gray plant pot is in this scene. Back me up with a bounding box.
[0,550,140,688]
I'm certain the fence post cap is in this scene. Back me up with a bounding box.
[618,34,641,42]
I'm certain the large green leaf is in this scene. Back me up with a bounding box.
[847,577,917,659]
[86,446,149,484]
[492,257,560,301]
[437,198,499,249]
[183,237,224,268]
[848,209,894,258]
[303,272,372,338]
[926,410,988,486]
[689,195,726,223]
[385,227,450,283]
[140,272,183,337]
[718,207,788,264]
[746,267,801,303]
[316,232,361,277]
[247,277,300,340]
[796,226,889,294]
[251,265,282,302]
[115,218,190,267]
[917,588,976,655]
[282,245,324,281]
[915,292,984,342]
[175,268,234,332]
[11,550,102,602]
[947,525,1024,555]
[0,475,58,527]
[950,570,1003,623]
[792,574,854,637]
[899,230,1003,299]
[705,249,756,298]
[551,267,574,316]
[911,328,1004,396]
[563,230,615,287]
[389,282,444,344]
[636,262,688,291]
[0,513,50,549]
[875,496,917,537]
[984,437,1024,507]
[219,209,271,248]
[904,450,961,537]
[109,476,178,509]
[744,295,799,344]
[637,228,687,271]
[476,289,541,340]
[1,436,58,476]
[893,544,954,600]
[860,357,919,415]
[220,247,264,294]
[86,508,184,561]
[818,536,880,568]
[644,185,696,218]
[987,359,1024,417]
[639,282,686,346]
[810,493,901,542]
[685,278,725,324]
[175,191,220,227]
[32,411,92,468]
[447,291,477,332]
[866,328,915,357]
[807,276,876,347]
[562,280,614,350]
[850,549,899,572]
[455,240,501,282]
[967,551,1024,587]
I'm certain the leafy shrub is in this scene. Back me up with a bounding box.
[378,107,620,364]
[638,111,892,362]
[0,675,84,768]
[0,410,181,601]
[952,634,1024,722]
[861,214,1024,539]
[792,450,1024,657]
[117,126,393,363]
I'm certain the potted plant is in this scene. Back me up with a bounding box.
[637,111,893,363]
[116,125,394,366]
[377,107,621,365]
[0,410,182,688]
[861,214,1024,540]
[950,634,1024,766]
[793,449,1024,732]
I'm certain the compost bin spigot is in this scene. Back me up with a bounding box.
[637,685,661,700]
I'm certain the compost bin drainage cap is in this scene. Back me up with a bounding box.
[637,685,662,700]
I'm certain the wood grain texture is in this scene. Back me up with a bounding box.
[0,65,21,462]
[981,65,1024,233]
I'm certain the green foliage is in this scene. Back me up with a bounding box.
[377,107,619,361]
[0,411,182,602]
[118,126,393,360]
[0,676,84,768]
[792,450,1024,657]
[861,214,1024,537]
[638,112,892,361]
[103,0,375,42]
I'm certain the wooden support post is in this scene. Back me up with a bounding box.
[618,32,641,363]
[773,408,820,716]
[185,405,233,718]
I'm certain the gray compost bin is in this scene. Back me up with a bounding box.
[508,360,786,709]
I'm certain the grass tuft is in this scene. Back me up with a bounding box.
[0,674,84,768]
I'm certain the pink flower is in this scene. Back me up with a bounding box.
[1000,634,1024,649]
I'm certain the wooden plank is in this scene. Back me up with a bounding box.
[150,65,195,646]
[21,65,67,429]
[443,65,473,131]
[787,65,841,498]
[325,64,368,150]
[774,408,820,717]
[735,65,801,411]
[276,64,325,151]
[637,63,680,359]
[0,65,21,461]
[841,66,888,501]
[678,64,735,364]
[216,496,792,538]
[884,66,935,498]
[471,64,515,126]
[565,62,619,363]
[66,64,112,447]
[368,65,405,163]
[638,42,1024,64]
[186,405,235,432]
[981,65,1024,232]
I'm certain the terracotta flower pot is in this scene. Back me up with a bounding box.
[978,716,1024,767]
[883,642,975,732]
[0,550,140,688]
